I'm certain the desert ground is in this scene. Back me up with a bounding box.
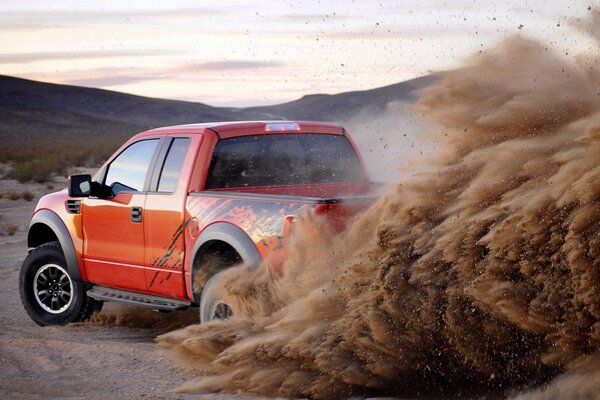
[0,176,191,399]
[0,176,397,400]
[0,176,261,400]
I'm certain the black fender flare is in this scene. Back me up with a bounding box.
[191,222,261,270]
[28,210,82,281]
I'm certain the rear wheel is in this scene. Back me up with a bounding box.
[19,242,102,326]
[200,270,239,323]
[193,243,242,323]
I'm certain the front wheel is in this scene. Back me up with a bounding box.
[19,242,102,326]
[199,270,239,323]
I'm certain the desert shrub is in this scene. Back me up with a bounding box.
[3,141,121,182]
[21,191,34,201]
[7,192,20,200]
[10,159,57,183]
[7,224,19,236]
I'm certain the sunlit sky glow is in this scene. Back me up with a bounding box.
[0,0,592,106]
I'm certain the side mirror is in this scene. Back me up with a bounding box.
[68,174,92,197]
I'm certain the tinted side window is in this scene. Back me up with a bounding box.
[105,139,159,194]
[157,138,190,192]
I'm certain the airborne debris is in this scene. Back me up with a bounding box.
[157,13,600,400]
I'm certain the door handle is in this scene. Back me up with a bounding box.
[131,206,143,222]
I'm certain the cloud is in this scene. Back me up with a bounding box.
[0,8,222,30]
[39,59,283,89]
[0,49,181,64]
[171,60,282,72]
[64,75,155,87]
[275,13,359,22]
[306,24,502,41]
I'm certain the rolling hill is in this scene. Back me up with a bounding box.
[248,74,440,122]
[0,73,438,181]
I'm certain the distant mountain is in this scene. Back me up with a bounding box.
[248,74,441,122]
[0,75,269,143]
[0,75,272,125]
[0,73,439,180]
[0,73,438,135]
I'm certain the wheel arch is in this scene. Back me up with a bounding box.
[27,210,82,281]
[189,222,261,300]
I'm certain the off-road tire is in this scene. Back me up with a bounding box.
[19,241,102,326]
[200,270,239,323]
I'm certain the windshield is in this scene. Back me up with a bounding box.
[205,134,366,189]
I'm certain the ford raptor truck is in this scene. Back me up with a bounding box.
[19,121,377,326]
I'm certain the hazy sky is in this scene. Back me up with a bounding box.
[0,1,593,106]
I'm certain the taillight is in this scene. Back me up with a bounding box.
[313,204,330,215]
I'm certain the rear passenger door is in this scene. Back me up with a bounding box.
[143,136,193,299]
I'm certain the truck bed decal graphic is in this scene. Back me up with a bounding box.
[186,196,309,256]
[151,223,185,269]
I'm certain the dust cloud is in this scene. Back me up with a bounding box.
[157,12,600,400]
[344,103,437,183]
[86,305,198,331]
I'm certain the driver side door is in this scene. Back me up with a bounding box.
[82,138,161,293]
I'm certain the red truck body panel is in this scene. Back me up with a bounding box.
[29,121,376,304]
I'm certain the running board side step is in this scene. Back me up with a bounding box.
[87,286,191,311]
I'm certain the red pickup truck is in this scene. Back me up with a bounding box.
[19,121,376,326]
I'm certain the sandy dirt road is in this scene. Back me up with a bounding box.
[0,178,265,400]
[0,178,398,400]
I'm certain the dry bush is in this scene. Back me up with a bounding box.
[6,224,19,236]
[10,159,56,183]
[46,184,55,190]
[21,191,34,201]
[6,192,20,201]
[1,140,121,183]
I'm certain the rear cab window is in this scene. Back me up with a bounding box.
[205,134,366,189]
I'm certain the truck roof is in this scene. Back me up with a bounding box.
[135,120,344,139]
